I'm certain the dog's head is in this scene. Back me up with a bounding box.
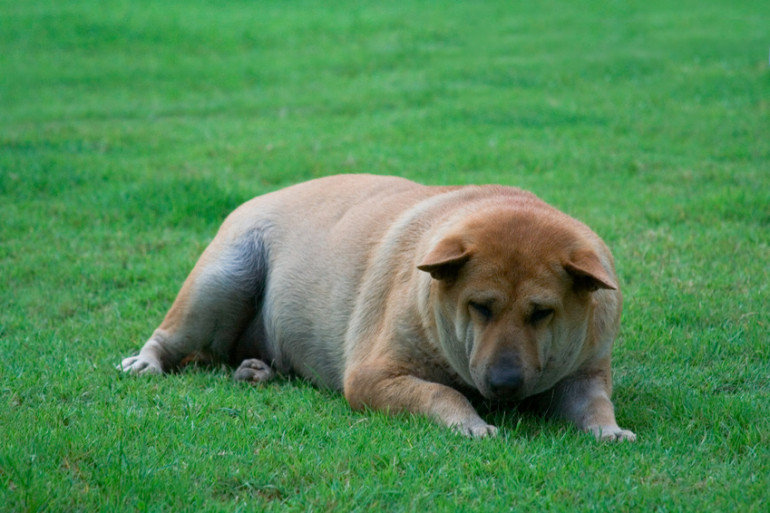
[417,206,620,401]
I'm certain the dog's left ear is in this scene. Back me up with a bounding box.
[564,250,617,292]
[417,237,471,281]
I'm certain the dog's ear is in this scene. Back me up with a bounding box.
[417,237,471,281]
[564,250,617,292]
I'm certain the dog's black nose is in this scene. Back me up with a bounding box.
[487,364,524,398]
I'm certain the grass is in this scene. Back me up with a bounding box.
[1,0,768,511]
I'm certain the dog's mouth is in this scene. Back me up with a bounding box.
[482,387,527,403]
[476,378,528,403]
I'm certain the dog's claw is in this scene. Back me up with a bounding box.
[117,355,162,375]
[454,421,499,438]
[590,425,637,442]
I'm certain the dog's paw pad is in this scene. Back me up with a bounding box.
[234,358,275,384]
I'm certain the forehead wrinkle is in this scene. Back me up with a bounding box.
[466,244,568,305]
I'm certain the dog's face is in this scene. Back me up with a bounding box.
[418,208,617,401]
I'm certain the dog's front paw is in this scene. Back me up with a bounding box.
[453,419,499,439]
[117,354,162,375]
[233,358,275,384]
[589,425,637,442]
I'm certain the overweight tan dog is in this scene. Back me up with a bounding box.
[119,174,635,441]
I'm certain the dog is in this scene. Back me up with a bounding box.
[119,174,635,441]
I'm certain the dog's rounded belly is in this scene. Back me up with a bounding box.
[238,178,428,389]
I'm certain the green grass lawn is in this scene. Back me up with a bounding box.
[2,0,768,511]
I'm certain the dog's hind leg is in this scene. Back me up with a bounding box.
[119,230,268,375]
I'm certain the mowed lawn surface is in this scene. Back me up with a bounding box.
[1,0,768,511]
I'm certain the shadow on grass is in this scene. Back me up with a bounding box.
[170,359,650,441]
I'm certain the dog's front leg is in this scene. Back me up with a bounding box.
[548,364,636,442]
[344,366,497,438]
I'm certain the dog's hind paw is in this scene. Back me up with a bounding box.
[234,358,275,384]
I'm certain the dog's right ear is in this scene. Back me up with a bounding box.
[417,237,471,281]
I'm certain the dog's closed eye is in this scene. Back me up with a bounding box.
[529,307,554,325]
[469,301,494,321]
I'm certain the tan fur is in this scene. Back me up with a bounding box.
[119,174,635,441]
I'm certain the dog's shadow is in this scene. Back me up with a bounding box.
[453,389,563,439]
[475,388,643,440]
[177,362,644,439]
